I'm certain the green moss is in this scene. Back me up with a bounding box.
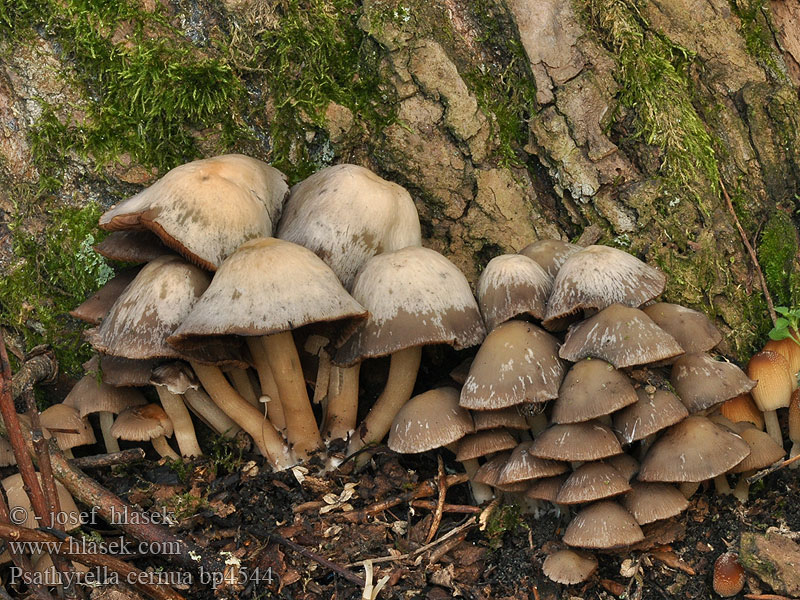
[730,0,784,79]
[0,198,113,375]
[485,503,526,549]
[758,210,800,307]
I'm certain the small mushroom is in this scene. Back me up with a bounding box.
[94,230,173,264]
[476,254,552,330]
[39,405,96,458]
[555,461,631,505]
[620,482,689,525]
[69,268,140,325]
[642,302,722,355]
[719,393,765,430]
[552,359,637,424]
[518,239,582,279]
[111,404,179,460]
[671,352,756,414]
[542,549,598,585]
[748,350,794,444]
[613,388,688,446]
[529,421,622,462]
[562,501,644,549]
[713,552,746,597]
[728,423,785,502]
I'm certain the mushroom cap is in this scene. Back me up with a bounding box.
[87,255,211,361]
[620,482,689,525]
[473,451,512,486]
[542,549,598,585]
[638,416,751,482]
[496,441,569,485]
[477,254,552,330]
[559,304,683,368]
[460,320,566,410]
[763,335,800,376]
[0,437,15,467]
[747,350,794,412]
[111,404,174,441]
[84,354,159,387]
[39,404,96,450]
[606,453,640,482]
[169,238,367,357]
[552,359,637,424]
[544,245,666,327]
[613,388,689,445]
[150,362,200,395]
[671,353,756,413]
[642,303,722,355]
[455,429,517,461]
[276,164,421,290]
[387,387,474,454]
[525,473,569,501]
[563,501,644,549]
[69,268,140,325]
[94,230,173,264]
[99,154,289,270]
[719,393,765,430]
[2,473,82,531]
[472,407,530,431]
[529,421,622,462]
[63,374,147,417]
[335,246,486,365]
[713,552,746,597]
[518,239,582,279]
[556,461,632,504]
[728,424,785,473]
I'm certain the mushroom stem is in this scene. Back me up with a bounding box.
[183,388,241,438]
[461,457,494,505]
[246,339,286,431]
[190,362,292,469]
[790,391,800,470]
[261,331,323,459]
[322,364,360,442]
[732,472,755,503]
[154,387,202,457]
[763,410,783,445]
[348,346,422,456]
[714,474,733,495]
[226,367,259,407]
[99,412,120,454]
[151,436,180,460]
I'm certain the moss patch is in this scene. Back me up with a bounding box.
[730,0,784,79]
[758,210,800,307]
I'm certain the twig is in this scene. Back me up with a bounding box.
[10,347,57,402]
[70,448,147,469]
[425,455,447,544]
[719,179,777,325]
[0,523,184,600]
[350,474,468,522]
[744,595,793,600]
[409,500,482,513]
[747,453,800,484]
[427,526,468,564]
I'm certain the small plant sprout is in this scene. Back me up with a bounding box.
[769,307,800,347]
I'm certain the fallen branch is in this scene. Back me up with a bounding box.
[747,453,800,484]
[70,448,147,469]
[10,347,57,402]
[349,473,468,522]
[425,455,447,544]
[0,491,54,600]
[409,500,482,514]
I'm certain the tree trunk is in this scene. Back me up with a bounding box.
[0,0,798,367]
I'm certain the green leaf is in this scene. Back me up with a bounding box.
[769,326,790,340]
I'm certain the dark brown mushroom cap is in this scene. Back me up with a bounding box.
[563,501,644,549]
[552,359,637,424]
[84,354,159,388]
[39,405,96,450]
[620,482,689,525]
[728,424,785,473]
[335,247,486,365]
[150,362,200,395]
[169,238,367,356]
[455,429,517,461]
[638,416,750,482]
[713,552,746,597]
[276,164,421,290]
[556,461,632,504]
[94,230,173,264]
[99,154,289,270]
[542,549,598,585]
[460,320,566,410]
[529,421,622,462]
[642,303,722,355]
[671,353,756,413]
[473,407,530,431]
[559,304,683,368]
[544,245,666,327]
[518,239,582,279]
[525,473,569,501]
[477,254,552,330]
[63,374,147,417]
[70,268,140,325]
[111,404,174,441]
[87,255,210,361]
[496,441,569,485]
[387,387,474,454]
[613,388,688,445]
[473,451,512,486]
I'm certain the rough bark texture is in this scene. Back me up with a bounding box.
[1,0,799,372]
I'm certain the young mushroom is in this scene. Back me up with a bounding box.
[747,350,794,444]
[111,404,179,460]
[476,254,552,331]
[39,404,96,458]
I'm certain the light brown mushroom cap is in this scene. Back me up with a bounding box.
[518,239,582,279]
[94,230,173,264]
[747,350,794,412]
[276,164,421,290]
[671,353,756,414]
[613,388,689,445]
[529,421,622,462]
[606,453,640,482]
[99,154,289,270]
[84,354,159,387]
[525,473,569,501]
[460,320,565,410]
[764,335,800,376]
[552,359,637,424]
[496,441,569,485]
[335,246,486,365]
[150,362,200,395]
[169,238,367,356]
[542,549,598,585]
[728,424,785,473]
[559,305,683,368]
[69,268,140,325]
[638,416,750,482]
[63,374,147,417]
[455,429,517,461]
[620,482,689,525]
[642,303,722,355]
[563,501,644,549]
[387,387,474,454]
[39,405,96,450]
[473,407,530,431]
[87,255,211,360]
[472,451,512,486]
[719,393,765,430]
[477,254,552,330]
[111,404,174,441]
[2,474,82,531]
[544,245,666,327]
[556,461,632,504]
